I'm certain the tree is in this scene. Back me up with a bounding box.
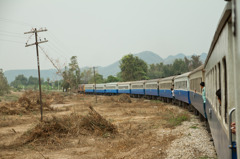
[61,56,81,91]
[172,59,188,75]
[120,54,148,81]
[147,63,164,79]
[80,69,93,84]
[11,74,28,90]
[0,69,10,95]
[28,76,39,85]
[191,55,202,70]
[106,75,119,83]
[89,73,104,84]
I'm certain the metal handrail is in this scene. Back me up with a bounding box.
[229,108,236,150]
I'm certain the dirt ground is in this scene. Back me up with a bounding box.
[0,92,216,159]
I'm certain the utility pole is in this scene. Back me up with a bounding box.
[24,28,48,122]
[93,67,97,103]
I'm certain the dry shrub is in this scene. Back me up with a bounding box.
[16,106,117,146]
[118,94,131,103]
[81,106,118,136]
[102,96,116,103]
[0,102,26,115]
[0,90,63,115]
[48,92,65,104]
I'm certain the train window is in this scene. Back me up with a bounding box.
[107,86,115,89]
[146,84,158,89]
[215,66,217,109]
[159,83,172,89]
[132,85,143,89]
[119,86,128,89]
[223,57,228,123]
[190,77,202,93]
[175,81,187,90]
[218,62,222,116]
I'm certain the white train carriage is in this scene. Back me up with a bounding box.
[174,72,191,105]
[118,82,131,94]
[188,65,206,118]
[84,84,95,93]
[145,79,160,98]
[130,80,146,97]
[105,82,118,95]
[95,84,106,94]
[204,2,237,158]
[232,0,240,158]
[159,76,175,100]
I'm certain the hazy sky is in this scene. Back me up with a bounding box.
[0,0,226,71]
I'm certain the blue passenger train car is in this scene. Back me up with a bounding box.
[84,84,95,93]
[159,76,175,99]
[174,72,191,104]
[118,82,131,94]
[189,65,205,116]
[131,81,145,96]
[95,84,106,94]
[105,83,118,94]
[145,79,160,97]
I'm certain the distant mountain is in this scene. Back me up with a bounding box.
[4,69,60,84]
[4,51,207,83]
[163,53,207,65]
[163,53,186,65]
[135,51,164,64]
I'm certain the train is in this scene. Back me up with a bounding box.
[78,1,240,158]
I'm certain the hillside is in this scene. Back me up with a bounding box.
[4,51,207,83]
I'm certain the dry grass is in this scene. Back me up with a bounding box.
[6,106,118,149]
[0,94,201,159]
[0,90,67,115]
[118,94,131,103]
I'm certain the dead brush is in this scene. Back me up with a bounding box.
[118,94,131,103]
[102,96,117,103]
[0,90,56,115]
[13,106,118,147]
[81,106,118,136]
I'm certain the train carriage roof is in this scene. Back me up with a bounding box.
[174,72,191,80]
[159,76,175,82]
[188,65,204,76]
[145,78,161,83]
[204,2,231,67]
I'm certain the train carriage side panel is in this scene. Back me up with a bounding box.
[204,3,234,158]
[118,82,131,94]
[105,83,118,94]
[189,65,206,116]
[145,79,160,96]
[131,81,145,95]
[174,72,191,104]
[85,84,95,93]
[159,76,175,98]
[95,84,106,94]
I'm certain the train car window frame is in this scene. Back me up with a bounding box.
[159,82,172,89]
[218,62,222,116]
[190,77,202,93]
[223,57,228,123]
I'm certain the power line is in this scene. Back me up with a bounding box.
[0,32,26,39]
[39,45,65,75]
[0,29,25,36]
[0,38,23,44]
[46,31,76,55]
[45,43,69,61]
[0,18,34,27]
